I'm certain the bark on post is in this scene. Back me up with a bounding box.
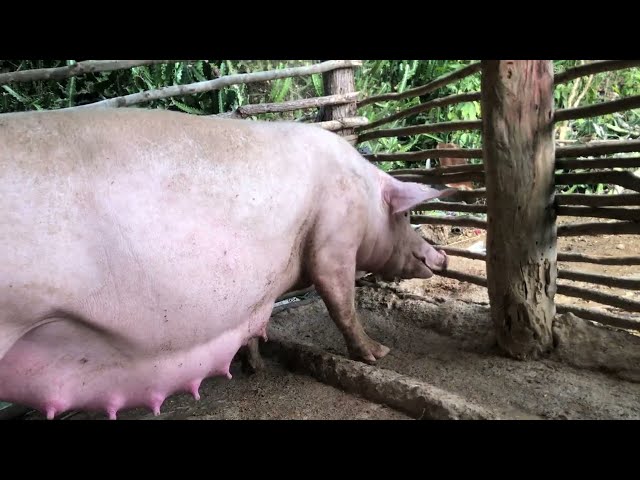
[481,61,557,359]
[318,61,358,139]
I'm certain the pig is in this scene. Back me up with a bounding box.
[0,107,453,420]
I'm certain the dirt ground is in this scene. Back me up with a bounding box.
[17,216,640,421]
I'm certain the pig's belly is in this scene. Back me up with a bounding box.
[0,223,296,419]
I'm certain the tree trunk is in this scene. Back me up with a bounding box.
[318,64,357,137]
[481,60,557,360]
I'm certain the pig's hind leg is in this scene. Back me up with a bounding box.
[237,337,265,374]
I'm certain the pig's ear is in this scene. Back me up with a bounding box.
[384,179,457,214]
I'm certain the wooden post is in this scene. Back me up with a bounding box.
[318,60,358,141]
[481,61,557,360]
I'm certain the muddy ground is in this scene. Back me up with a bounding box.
[17,216,640,421]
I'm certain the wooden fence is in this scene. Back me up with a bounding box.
[1,59,639,346]
[354,60,640,344]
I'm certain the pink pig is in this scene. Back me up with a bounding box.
[0,108,452,419]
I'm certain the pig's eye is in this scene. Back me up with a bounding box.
[403,212,408,217]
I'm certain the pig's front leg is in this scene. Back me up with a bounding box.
[310,250,390,364]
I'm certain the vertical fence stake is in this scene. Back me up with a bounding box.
[319,60,358,142]
[481,60,558,359]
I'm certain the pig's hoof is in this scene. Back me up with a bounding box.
[240,350,266,374]
[348,337,390,364]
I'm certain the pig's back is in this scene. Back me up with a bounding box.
[0,108,344,346]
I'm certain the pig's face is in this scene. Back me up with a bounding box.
[376,176,455,281]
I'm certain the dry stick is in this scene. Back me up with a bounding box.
[555,304,640,331]
[260,338,499,420]
[555,139,640,158]
[358,120,481,143]
[557,251,640,264]
[342,134,359,145]
[558,221,640,236]
[365,148,482,163]
[557,283,640,313]
[69,60,362,110]
[413,201,487,214]
[411,215,487,229]
[554,60,640,85]
[357,92,481,132]
[556,206,640,221]
[312,116,369,131]
[558,270,640,290]
[554,95,640,123]
[556,156,640,170]
[0,60,185,85]
[359,62,481,108]
[556,171,640,192]
[227,92,360,117]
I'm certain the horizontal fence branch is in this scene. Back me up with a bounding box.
[561,197,639,214]
[410,215,487,229]
[359,62,481,107]
[557,283,640,313]
[365,148,482,163]
[555,171,640,192]
[555,139,640,158]
[394,171,484,186]
[358,120,481,143]
[391,157,639,183]
[222,92,359,117]
[441,247,640,290]
[556,206,640,221]
[554,95,640,123]
[436,268,487,287]
[447,188,486,202]
[313,116,369,131]
[67,60,362,110]
[556,156,640,170]
[556,304,640,332]
[395,170,640,191]
[393,163,482,175]
[411,216,639,237]
[557,251,640,264]
[0,60,185,86]
[557,221,640,236]
[559,269,640,290]
[554,60,640,85]
[413,201,487,214]
[358,92,481,132]
[438,246,486,260]
[366,141,640,164]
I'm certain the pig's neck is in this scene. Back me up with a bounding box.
[356,199,395,274]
